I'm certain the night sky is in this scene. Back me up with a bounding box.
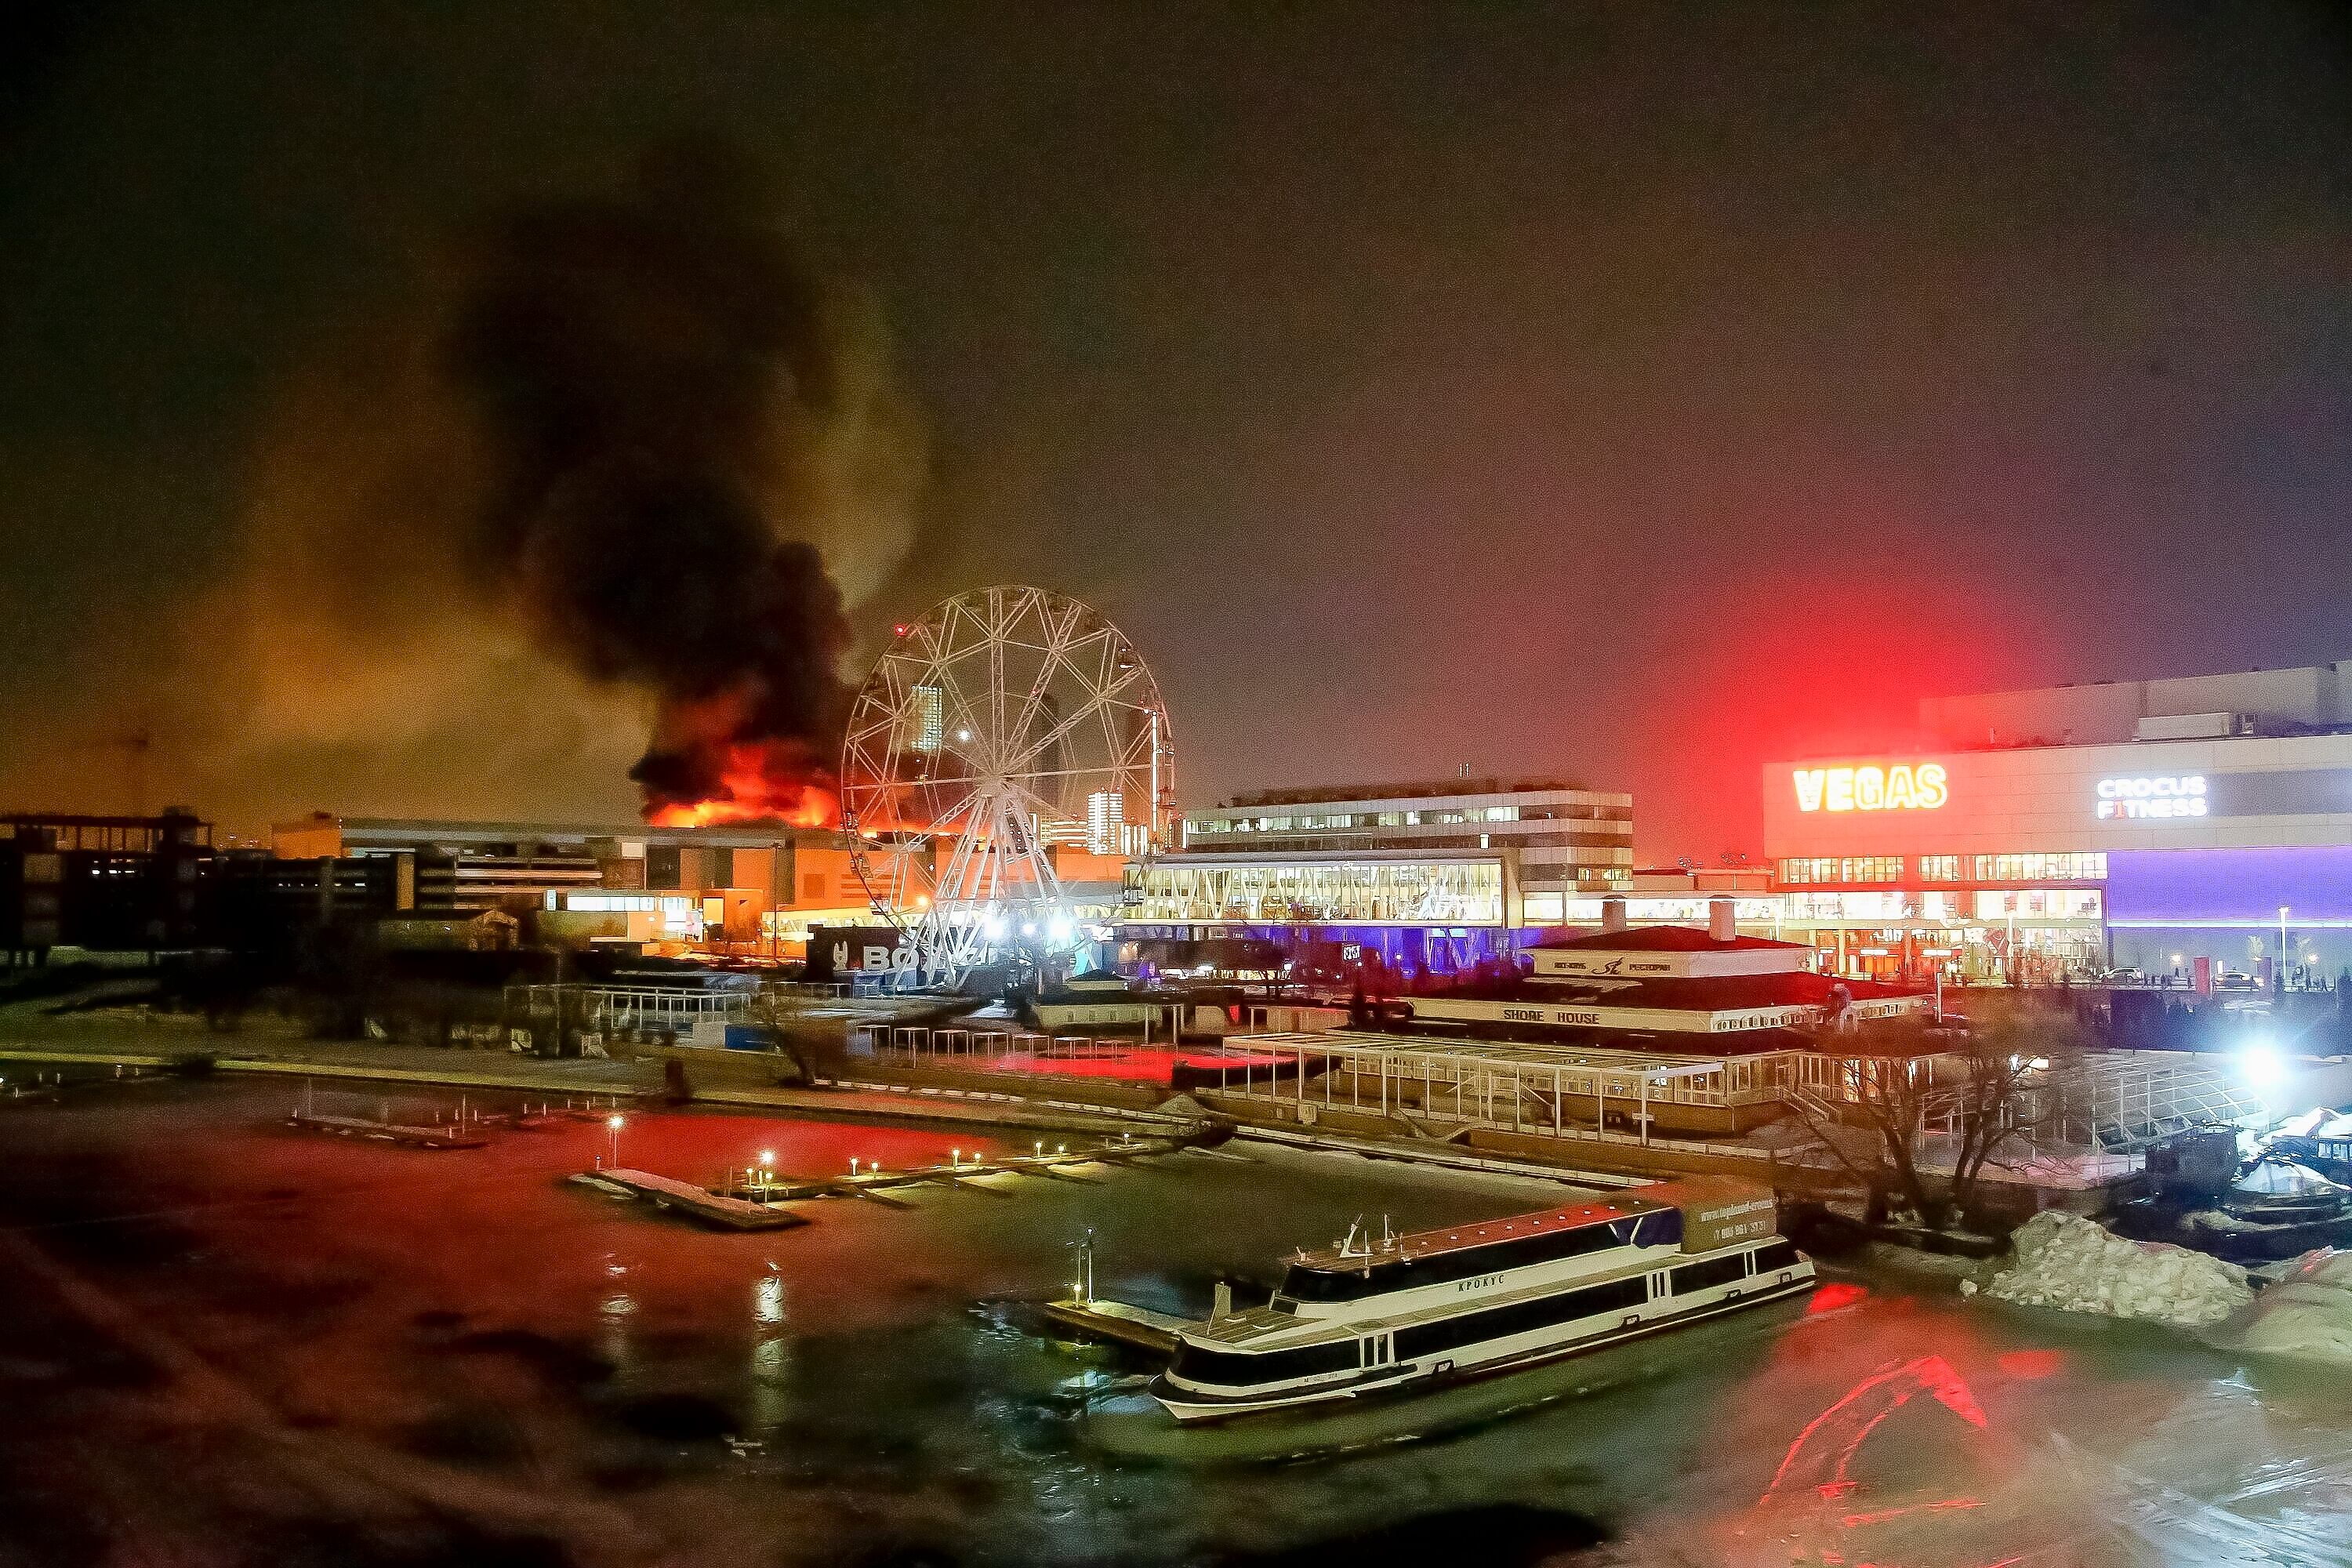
[3,2,2348,858]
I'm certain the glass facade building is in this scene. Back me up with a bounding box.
[1763,662,2352,984]
[1179,779,1633,901]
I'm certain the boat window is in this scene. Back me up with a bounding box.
[1751,1240,1800,1273]
[1392,1276,1646,1361]
[1629,1210,1682,1249]
[1169,1338,1359,1388]
[1668,1254,1747,1295]
[1279,1265,1385,1302]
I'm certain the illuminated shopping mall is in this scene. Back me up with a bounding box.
[1117,659,2352,989]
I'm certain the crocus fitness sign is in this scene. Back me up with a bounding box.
[2095,775,2207,819]
[1792,762,1950,813]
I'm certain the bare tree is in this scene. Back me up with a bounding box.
[1941,1006,2095,1227]
[1784,1025,1941,1225]
[1939,1036,2032,1229]
[1786,1011,2081,1232]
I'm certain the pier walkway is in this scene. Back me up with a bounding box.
[756,1131,1188,1203]
[285,1111,488,1149]
[1041,1296,1198,1354]
[571,1168,810,1230]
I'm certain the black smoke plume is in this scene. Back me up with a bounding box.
[445,144,877,822]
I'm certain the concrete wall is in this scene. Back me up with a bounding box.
[1922,662,2350,749]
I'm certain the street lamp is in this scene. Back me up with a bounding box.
[606,1113,625,1169]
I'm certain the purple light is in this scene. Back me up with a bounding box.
[2107,848,2352,924]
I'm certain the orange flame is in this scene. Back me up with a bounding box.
[644,740,840,829]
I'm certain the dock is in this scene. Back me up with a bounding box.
[3,1064,161,1108]
[286,1111,488,1149]
[758,1132,1188,1205]
[573,1168,810,1230]
[1040,1296,1201,1354]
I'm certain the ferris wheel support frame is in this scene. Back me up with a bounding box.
[837,585,1174,987]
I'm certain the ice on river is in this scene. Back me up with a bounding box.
[2236,1248,2352,1366]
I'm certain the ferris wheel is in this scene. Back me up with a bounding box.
[839,586,1174,984]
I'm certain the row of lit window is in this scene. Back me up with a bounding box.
[1778,857,1904,884]
[1777,853,2109,885]
[1189,804,1635,834]
[1963,853,2109,882]
[560,893,696,912]
[1196,805,1526,832]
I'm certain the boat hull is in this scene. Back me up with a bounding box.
[1149,1267,1816,1424]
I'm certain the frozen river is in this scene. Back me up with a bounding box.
[2,1074,2347,1566]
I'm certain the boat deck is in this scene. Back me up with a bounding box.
[1292,1193,1664,1270]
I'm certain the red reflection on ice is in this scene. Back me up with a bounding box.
[1994,1348,2064,1380]
[1761,1356,1988,1505]
[1838,1496,1984,1528]
[1806,1280,1871,1315]
[1735,1355,2014,1565]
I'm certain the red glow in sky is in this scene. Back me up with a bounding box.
[1621,566,2032,858]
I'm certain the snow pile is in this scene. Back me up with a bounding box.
[2238,1249,2352,1365]
[1966,1211,2252,1327]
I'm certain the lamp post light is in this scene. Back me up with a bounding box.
[606,1113,625,1170]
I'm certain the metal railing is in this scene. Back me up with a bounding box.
[506,984,750,1036]
[1200,1031,1751,1147]
[760,981,855,1002]
[848,1025,1149,1064]
[2045,1052,2265,1152]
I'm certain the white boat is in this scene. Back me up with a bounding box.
[1150,1178,1814,1422]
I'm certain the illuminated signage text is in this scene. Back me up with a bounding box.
[1793,762,1948,813]
[2096,775,2207,819]
[1501,1006,1604,1026]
